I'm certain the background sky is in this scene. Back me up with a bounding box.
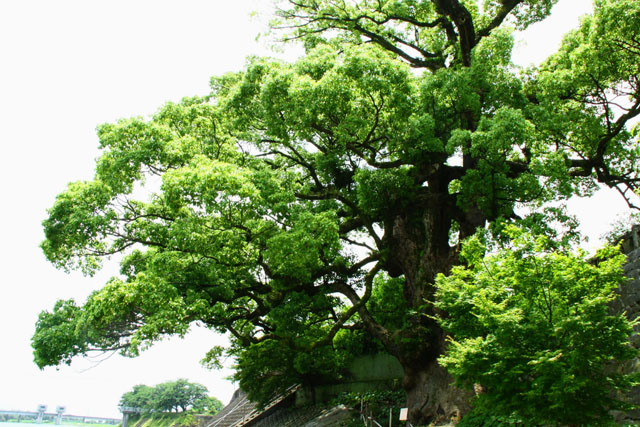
[0,0,633,420]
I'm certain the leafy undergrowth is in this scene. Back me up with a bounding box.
[450,408,639,427]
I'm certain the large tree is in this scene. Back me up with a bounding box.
[33,0,640,423]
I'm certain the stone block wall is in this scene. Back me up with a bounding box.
[612,225,640,319]
[612,224,640,423]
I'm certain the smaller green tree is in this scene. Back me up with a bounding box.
[119,379,217,413]
[191,395,224,415]
[153,379,209,413]
[434,226,638,425]
[119,384,155,412]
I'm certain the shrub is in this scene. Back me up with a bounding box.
[435,227,638,425]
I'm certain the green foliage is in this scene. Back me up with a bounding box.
[119,379,220,414]
[33,0,640,422]
[191,395,224,415]
[456,407,531,427]
[153,379,209,413]
[435,227,639,425]
[275,0,559,69]
[32,276,191,367]
[231,274,408,405]
[120,384,155,412]
[232,333,344,405]
[32,299,87,368]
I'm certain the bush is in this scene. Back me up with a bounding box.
[456,407,531,427]
[435,227,638,425]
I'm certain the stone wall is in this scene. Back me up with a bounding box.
[611,224,640,318]
[611,224,640,423]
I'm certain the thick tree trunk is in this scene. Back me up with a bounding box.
[403,358,473,425]
[380,205,483,424]
[392,321,474,425]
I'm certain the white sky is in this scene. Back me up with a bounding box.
[0,0,633,420]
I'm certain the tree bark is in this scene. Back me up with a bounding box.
[380,205,481,424]
[395,323,474,425]
[403,358,473,425]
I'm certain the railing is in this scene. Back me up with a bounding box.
[360,412,383,427]
[0,410,121,425]
[119,406,144,414]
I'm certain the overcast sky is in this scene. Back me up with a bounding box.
[0,0,631,419]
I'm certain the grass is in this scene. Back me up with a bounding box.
[126,412,199,427]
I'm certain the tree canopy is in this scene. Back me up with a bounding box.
[33,0,640,423]
[119,379,222,414]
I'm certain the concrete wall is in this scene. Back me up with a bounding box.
[296,353,404,405]
[347,353,404,383]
